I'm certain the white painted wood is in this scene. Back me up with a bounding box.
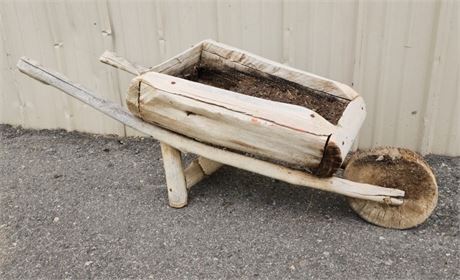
[160,142,188,208]
[17,57,404,205]
[2,1,458,156]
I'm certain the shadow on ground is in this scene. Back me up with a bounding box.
[0,124,458,279]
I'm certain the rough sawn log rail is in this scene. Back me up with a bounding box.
[17,57,404,206]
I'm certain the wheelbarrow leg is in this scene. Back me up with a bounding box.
[160,142,188,208]
[99,51,225,191]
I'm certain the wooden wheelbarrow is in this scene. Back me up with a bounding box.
[17,39,437,229]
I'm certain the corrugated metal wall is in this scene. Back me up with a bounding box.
[0,0,458,155]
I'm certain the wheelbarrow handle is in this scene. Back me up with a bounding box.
[99,51,151,76]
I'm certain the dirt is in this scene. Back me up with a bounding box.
[344,148,438,229]
[179,65,349,125]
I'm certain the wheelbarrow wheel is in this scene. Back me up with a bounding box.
[344,147,438,229]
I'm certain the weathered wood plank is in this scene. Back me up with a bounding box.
[201,39,359,100]
[100,51,150,75]
[129,74,330,168]
[126,40,366,175]
[99,51,225,186]
[17,57,403,205]
[102,41,366,175]
[184,157,223,189]
[151,42,202,75]
[160,142,188,208]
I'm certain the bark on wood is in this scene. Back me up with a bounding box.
[17,57,403,205]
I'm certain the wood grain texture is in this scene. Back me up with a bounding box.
[100,51,150,75]
[345,147,437,229]
[17,56,404,205]
[160,143,188,208]
[100,48,225,187]
[202,40,359,100]
[130,72,329,169]
[184,157,223,189]
[127,41,366,175]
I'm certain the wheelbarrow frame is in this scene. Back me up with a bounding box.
[123,39,366,178]
[17,56,405,208]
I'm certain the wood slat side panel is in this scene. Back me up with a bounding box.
[140,72,338,135]
[202,40,359,100]
[127,78,330,168]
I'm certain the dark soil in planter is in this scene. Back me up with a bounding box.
[180,65,350,125]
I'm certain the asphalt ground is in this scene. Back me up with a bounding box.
[0,124,458,279]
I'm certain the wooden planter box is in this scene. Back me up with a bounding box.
[18,43,436,228]
[127,40,366,177]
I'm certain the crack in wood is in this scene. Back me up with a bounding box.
[139,81,330,137]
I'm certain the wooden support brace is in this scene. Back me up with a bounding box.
[184,157,224,189]
[160,143,188,208]
[99,51,224,189]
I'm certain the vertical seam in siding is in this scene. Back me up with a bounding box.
[351,0,366,150]
[372,1,391,146]
[420,0,453,155]
[393,1,415,145]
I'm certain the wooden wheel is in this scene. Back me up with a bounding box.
[344,147,438,229]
